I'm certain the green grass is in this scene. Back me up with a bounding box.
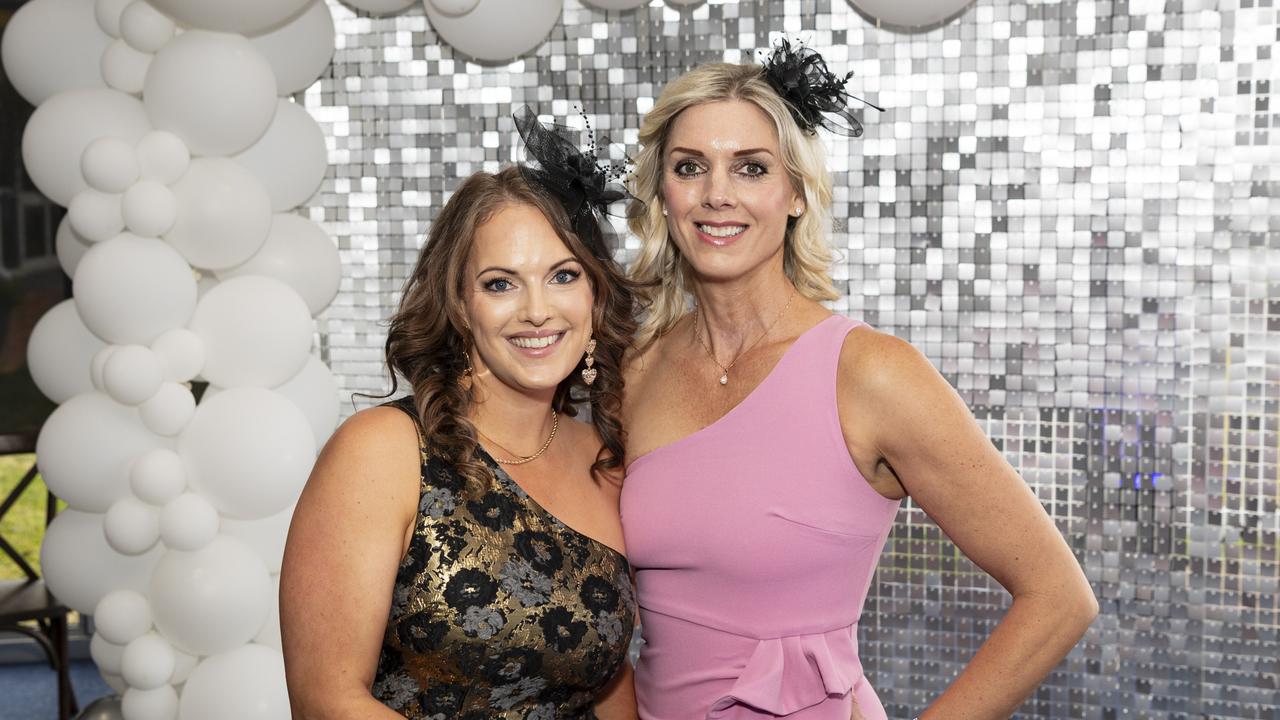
[0,454,62,581]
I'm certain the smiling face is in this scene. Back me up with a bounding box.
[464,202,594,396]
[661,99,805,285]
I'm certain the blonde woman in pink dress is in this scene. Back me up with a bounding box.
[619,43,1098,720]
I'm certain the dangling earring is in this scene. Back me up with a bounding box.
[581,338,598,385]
[462,350,474,377]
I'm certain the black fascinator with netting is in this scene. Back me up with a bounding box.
[513,105,633,256]
[760,38,884,137]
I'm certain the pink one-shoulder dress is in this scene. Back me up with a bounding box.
[620,314,901,719]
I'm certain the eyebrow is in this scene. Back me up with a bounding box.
[474,257,580,279]
[668,146,776,158]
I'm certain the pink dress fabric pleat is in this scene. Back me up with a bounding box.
[621,315,901,719]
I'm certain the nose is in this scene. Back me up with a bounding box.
[519,284,550,326]
[701,167,736,210]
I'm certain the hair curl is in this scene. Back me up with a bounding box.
[384,167,638,491]
[628,62,838,350]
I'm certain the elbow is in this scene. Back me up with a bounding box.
[1064,576,1100,638]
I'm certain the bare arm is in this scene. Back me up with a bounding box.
[841,330,1098,719]
[280,407,422,720]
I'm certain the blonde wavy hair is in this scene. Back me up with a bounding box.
[628,62,838,349]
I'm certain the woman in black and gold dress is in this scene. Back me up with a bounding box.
[280,111,640,718]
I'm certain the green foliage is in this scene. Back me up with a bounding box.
[0,454,62,581]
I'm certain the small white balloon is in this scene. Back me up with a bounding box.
[81,137,139,193]
[130,448,187,506]
[178,644,290,720]
[94,590,153,646]
[55,216,95,277]
[149,535,272,656]
[424,0,561,63]
[21,87,150,206]
[122,685,179,720]
[170,647,199,684]
[90,345,118,392]
[104,496,161,555]
[188,276,313,388]
[217,214,341,316]
[582,0,648,8]
[344,0,417,15]
[123,181,178,237]
[95,0,132,36]
[135,130,190,184]
[27,299,106,404]
[37,393,162,512]
[42,509,164,613]
[68,190,124,243]
[1,0,111,106]
[122,633,177,690]
[270,356,339,447]
[159,493,220,551]
[150,328,205,382]
[147,0,313,35]
[91,633,127,675]
[165,157,272,270]
[101,38,151,95]
[248,1,335,96]
[847,0,974,29]
[232,99,328,211]
[103,344,164,405]
[144,31,278,156]
[120,1,176,53]
[427,0,480,17]
[101,671,128,694]
[74,233,198,345]
[180,388,314,519]
[222,505,294,575]
[139,382,196,436]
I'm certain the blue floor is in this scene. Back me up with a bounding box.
[0,660,113,720]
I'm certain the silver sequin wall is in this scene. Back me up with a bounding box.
[303,0,1280,716]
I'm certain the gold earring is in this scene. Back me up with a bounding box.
[581,338,598,386]
[462,350,473,377]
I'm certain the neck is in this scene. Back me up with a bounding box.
[691,263,796,358]
[467,374,557,456]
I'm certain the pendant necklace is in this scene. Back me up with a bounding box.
[694,290,796,386]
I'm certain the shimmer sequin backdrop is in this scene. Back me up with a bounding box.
[304,0,1279,716]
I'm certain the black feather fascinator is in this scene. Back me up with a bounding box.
[760,38,884,137]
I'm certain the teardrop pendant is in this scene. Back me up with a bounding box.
[719,373,728,385]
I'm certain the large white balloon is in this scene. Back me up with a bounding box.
[21,88,150,206]
[0,0,110,106]
[41,509,163,614]
[147,0,312,35]
[27,299,106,404]
[101,37,151,95]
[253,575,282,650]
[81,137,139,193]
[249,1,335,96]
[73,233,198,345]
[178,644,290,720]
[343,0,417,15]
[424,0,561,63]
[164,157,272,270]
[104,496,161,555]
[94,590,153,646]
[216,214,340,316]
[233,101,328,212]
[119,1,176,53]
[55,216,94,277]
[187,276,313,388]
[221,505,294,574]
[427,0,480,16]
[180,387,315,519]
[847,0,974,30]
[36,392,162,512]
[270,356,340,447]
[95,0,132,37]
[149,536,272,656]
[582,0,649,9]
[144,31,278,156]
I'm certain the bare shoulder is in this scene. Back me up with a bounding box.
[304,404,423,507]
[838,325,945,401]
[561,415,623,492]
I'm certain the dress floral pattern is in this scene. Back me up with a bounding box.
[373,399,635,719]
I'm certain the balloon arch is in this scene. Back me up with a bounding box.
[1,0,970,717]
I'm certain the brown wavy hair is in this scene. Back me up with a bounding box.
[384,167,638,490]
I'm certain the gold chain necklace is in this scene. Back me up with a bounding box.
[476,410,558,465]
[694,290,796,386]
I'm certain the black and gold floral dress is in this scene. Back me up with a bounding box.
[372,399,636,718]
